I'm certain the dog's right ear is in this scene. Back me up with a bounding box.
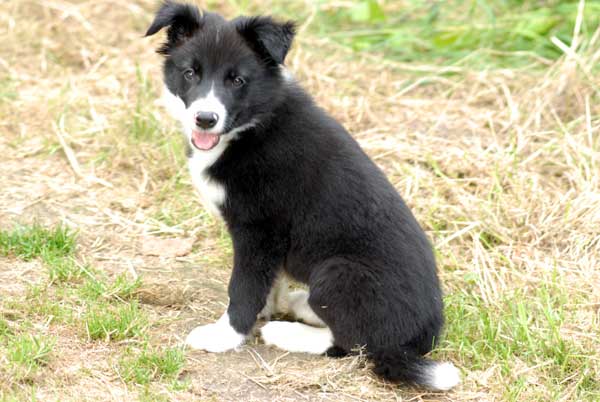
[145,1,202,55]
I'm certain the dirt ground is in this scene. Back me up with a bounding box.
[0,131,463,402]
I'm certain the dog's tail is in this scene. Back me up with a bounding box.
[371,349,460,391]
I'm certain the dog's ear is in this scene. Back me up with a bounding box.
[145,1,202,54]
[234,16,296,66]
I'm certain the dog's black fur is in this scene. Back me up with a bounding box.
[146,1,452,389]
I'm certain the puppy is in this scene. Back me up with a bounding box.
[146,1,459,391]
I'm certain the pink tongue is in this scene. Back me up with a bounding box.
[192,130,220,150]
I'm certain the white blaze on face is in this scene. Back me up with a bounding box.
[188,84,227,134]
[161,84,227,137]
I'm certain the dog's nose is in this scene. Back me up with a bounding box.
[195,111,219,129]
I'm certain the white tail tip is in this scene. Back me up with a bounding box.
[426,362,460,391]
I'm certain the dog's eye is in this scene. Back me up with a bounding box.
[183,69,195,81]
[232,76,246,87]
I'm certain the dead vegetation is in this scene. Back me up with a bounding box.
[0,0,599,401]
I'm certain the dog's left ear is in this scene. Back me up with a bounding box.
[235,16,296,66]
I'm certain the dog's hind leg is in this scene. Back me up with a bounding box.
[287,289,326,327]
[258,277,326,327]
[258,273,289,321]
[261,321,334,354]
[260,288,339,354]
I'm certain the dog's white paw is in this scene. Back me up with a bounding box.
[260,321,290,347]
[185,313,246,352]
[261,321,333,354]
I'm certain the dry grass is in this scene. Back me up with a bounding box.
[0,0,599,401]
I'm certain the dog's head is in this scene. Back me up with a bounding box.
[145,1,296,151]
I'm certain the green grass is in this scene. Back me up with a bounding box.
[442,275,600,400]
[84,301,147,342]
[4,334,55,381]
[78,272,141,302]
[0,223,170,401]
[43,254,85,285]
[20,284,73,324]
[118,346,186,385]
[0,77,18,102]
[0,223,160,392]
[0,224,76,261]
[0,319,12,338]
[6,335,54,370]
[227,0,600,68]
[130,65,161,142]
[329,1,600,67]
[0,227,180,395]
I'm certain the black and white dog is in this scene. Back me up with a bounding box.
[146,1,459,391]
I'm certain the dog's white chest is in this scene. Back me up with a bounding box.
[188,150,226,219]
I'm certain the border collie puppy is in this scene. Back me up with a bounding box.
[146,1,459,391]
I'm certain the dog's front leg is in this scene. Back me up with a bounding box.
[186,225,284,352]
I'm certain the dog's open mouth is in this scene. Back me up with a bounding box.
[191,129,220,151]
